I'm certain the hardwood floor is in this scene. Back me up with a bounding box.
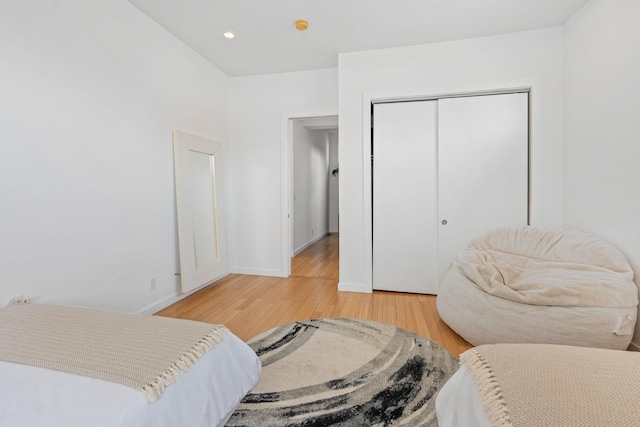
[291,233,339,280]
[157,233,472,357]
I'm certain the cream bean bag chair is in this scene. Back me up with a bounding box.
[437,226,639,350]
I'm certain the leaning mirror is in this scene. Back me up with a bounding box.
[173,130,228,293]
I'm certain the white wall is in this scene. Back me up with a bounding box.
[563,0,640,347]
[338,28,565,292]
[328,132,340,234]
[0,0,229,313]
[228,69,338,276]
[292,123,330,254]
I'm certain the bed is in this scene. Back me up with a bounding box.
[436,343,640,426]
[0,303,261,427]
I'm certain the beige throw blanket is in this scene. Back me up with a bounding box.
[461,344,640,426]
[0,303,229,402]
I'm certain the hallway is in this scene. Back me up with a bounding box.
[291,233,339,280]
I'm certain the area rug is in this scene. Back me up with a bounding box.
[225,318,458,426]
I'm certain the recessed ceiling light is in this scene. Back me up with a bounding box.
[223,31,235,39]
[295,20,308,31]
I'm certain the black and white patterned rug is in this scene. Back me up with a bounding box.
[226,318,458,426]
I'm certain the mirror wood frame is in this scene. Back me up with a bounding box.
[173,130,228,293]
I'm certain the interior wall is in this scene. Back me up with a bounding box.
[328,132,340,234]
[0,0,230,313]
[338,27,564,292]
[292,123,330,255]
[228,69,338,276]
[563,0,640,347]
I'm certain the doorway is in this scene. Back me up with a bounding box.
[291,233,339,280]
[288,116,339,277]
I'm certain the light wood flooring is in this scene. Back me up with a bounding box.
[157,233,472,357]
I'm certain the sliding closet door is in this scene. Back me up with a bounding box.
[437,93,529,278]
[372,101,439,294]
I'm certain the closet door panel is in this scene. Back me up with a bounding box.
[373,101,439,294]
[437,93,529,279]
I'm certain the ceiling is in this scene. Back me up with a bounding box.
[128,0,588,77]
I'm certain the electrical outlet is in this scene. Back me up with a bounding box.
[9,295,29,305]
[150,277,157,291]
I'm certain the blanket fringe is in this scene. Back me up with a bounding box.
[140,326,229,402]
[460,348,513,427]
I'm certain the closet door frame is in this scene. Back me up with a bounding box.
[361,83,543,293]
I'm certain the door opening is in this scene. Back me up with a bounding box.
[288,116,339,278]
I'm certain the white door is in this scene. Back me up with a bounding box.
[437,93,529,279]
[373,101,439,293]
[372,93,528,294]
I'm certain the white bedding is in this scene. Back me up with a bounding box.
[0,332,261,427]
[436,365,491,427]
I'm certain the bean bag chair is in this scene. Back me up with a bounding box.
[436,226,639,350]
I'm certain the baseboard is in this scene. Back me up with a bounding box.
[293,232,328,256]
[139,293,188,315]
[139,272,231,315]
[142,266,289,315]
[338,281,372,294]
[628,341,640,352]
[229,266,288,278]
